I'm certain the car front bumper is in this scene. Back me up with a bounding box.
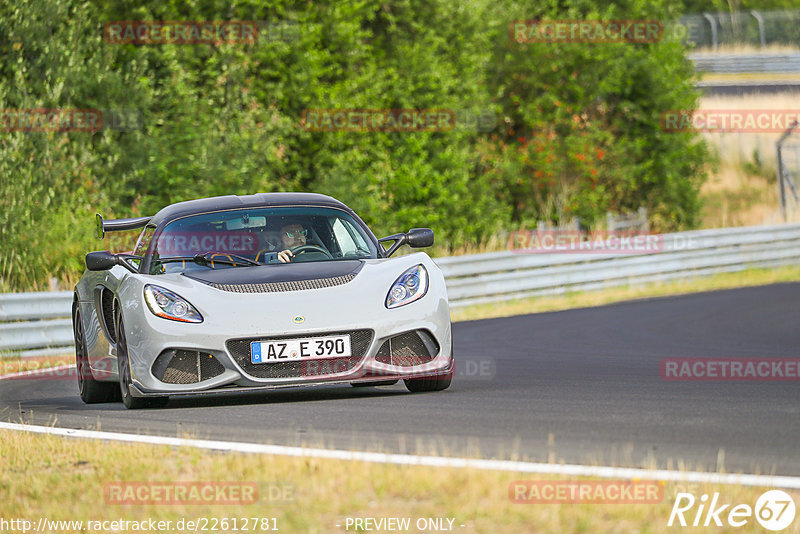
[129,351,455,398]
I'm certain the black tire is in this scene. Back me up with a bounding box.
[73,306,118,404]
[404,342,454,393]
[404,369,453,392]
[116,312,168,409]
[351,380,399,387]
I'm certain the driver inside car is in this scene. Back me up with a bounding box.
[277,222,308,263]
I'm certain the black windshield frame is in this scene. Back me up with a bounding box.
[141,205,381,275]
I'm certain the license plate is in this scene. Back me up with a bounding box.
[251,335,352,364]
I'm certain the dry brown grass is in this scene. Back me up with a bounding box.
[697,93,800,227]
[1,429,794,533]
[701,72,800,82]
[699,163,780,227]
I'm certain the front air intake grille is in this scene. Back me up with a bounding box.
[152,350,226,384]
[211,274,355,294]
[375,330,439,367]
[226,329,373,379]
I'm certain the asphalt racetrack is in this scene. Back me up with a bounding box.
[2,283,799,476]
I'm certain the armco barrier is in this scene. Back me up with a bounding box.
[439,223,800,306]
[0,291,74,358]
[1,224,800,356]
[689,53,800,74]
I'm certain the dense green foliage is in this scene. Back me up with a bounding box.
[1,0,710,290]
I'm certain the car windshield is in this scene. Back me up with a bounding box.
[147,206,378,274]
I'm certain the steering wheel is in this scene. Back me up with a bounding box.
[291,244,333,259]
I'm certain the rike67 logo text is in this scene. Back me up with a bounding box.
[668,490,796,531]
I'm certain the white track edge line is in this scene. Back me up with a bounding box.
[1,422,799,489]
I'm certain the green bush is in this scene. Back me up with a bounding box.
[0,0,710,290]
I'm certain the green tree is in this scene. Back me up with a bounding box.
[480,0,709,230]
[0,0,713,289]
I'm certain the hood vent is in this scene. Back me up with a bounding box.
[211,274,355,293]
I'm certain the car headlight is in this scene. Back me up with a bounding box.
[386,264,428,309]
[144,285,203,323]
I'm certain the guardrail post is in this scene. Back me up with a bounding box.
[637,207,649,232]
[703,13,719,50]
[776,120,799,221]
[750,10,766,48]
[776,143,786,220]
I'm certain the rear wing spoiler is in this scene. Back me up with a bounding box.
[95,213,152,239]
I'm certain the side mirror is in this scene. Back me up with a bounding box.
[86,251,141,273]
[379,228,434,257]
[86,251,117,271]
[406,228,434,248]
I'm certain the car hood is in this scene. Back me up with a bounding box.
[180,260,364,286]
[116,252,447,336]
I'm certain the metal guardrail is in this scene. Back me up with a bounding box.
[0,291,73,321]
[438,223,800,306]
[0,321,73,352]
[2,224,800,356]
[0,291,74,358]
[689,53,800,74]
[695,80,800,97]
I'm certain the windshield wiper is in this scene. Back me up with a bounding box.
[154,252,259,267]
[193,252,260,266]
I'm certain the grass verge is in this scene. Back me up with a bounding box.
[451,265,800,322]
[0,354,73,376]
[1,430,794,533]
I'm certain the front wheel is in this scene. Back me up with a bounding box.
[116,312,168,409]
[74,306,119,404]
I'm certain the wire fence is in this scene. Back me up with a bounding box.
[678,9,800,49]
[777,122,800,219]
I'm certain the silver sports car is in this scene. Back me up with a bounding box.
[73,193,453,409]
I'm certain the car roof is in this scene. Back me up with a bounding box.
[149,193,351,228]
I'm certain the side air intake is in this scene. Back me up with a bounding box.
[375,329,439,366]
[152,350,226,384]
